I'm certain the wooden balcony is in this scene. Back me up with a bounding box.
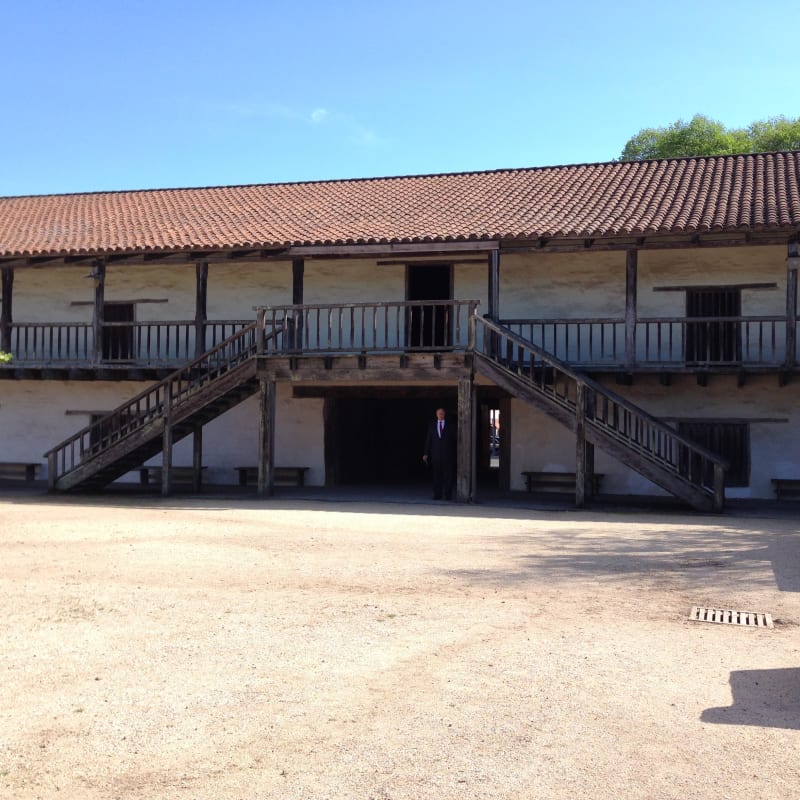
[2,305,799,377]
[1,319,252,371]
[258,300,478,354]
[501,315,800,372]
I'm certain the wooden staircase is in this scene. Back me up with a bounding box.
[474,317,727,511]
[45,322,263,491]
[45,307,726,510]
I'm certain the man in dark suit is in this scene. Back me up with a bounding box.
[423,407,457,500]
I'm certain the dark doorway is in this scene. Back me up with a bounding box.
[103,302,135,361]
[406,264,452,349]
[678,421,750,488]
[685,288,742,364]
[327,396,456,486]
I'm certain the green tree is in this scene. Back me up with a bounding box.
[749,116,800,153]
[0,352,11,363]
[620,114,800,161]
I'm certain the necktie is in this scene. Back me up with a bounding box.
[438,421,443,438]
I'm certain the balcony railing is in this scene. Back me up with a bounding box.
[4,319,252,366]
[257,300,479,354]
[2,309,799,369]
[501,315,799,368]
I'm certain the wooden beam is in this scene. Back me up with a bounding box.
[292,385,460,399]
[287,241,499,257]
[653,282,778,292]
[257,378,276,496]
[1,266,13,353]
[376,258,486,266]
[498,231,799,254]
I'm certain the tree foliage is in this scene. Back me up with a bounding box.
[0,352,11,363]
[620,114,800,161]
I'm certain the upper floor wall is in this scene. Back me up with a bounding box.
[1,241,797,372]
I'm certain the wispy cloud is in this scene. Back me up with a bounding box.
[210,99,383,148]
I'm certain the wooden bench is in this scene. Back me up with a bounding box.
[522,470,603,495]
[0,462,41,482]
[139,466,207,486]
[772,478,800,501]
[235,466,309,487]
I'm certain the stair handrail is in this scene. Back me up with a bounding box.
[475,316,727,506]
[44,318,283,485]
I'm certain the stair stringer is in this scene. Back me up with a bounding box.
[55,360,259,492]
[474,353,717,511]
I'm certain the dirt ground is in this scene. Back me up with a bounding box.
[0,492,798,800]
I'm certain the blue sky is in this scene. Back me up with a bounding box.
[2,0,798,196]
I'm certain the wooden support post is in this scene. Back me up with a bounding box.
[498,396,511,492]
[713,462,725,513]
[786,241,798,369]
[195,261,208,358]
[257,378,276,496]
[487,250,500,321]
[161,380,174,496]
[575,382,590,508]
[256,307,267,354]
[1,266,13,353]
[192,426,203,493]
[292,258,305,304]
[625,249,638,369]
[457,375,474,502]
[91,260,106,364]
[292,258,304,351]
[47,452,56,492]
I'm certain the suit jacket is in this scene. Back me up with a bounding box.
[424,419,457,465]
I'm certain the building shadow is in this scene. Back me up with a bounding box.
[701,668,800,729]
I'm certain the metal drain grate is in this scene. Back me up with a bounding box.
[690,607,773,628]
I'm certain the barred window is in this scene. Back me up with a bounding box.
[685,288,742,364]
[678,421,750,487]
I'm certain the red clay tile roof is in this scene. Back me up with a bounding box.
[1,153,800,259]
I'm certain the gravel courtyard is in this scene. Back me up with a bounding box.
[1,494,798,799]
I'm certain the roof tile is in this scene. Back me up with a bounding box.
[1,153,800,259]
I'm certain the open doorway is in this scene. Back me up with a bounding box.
[406,264,452,348]
[327,396,452,486]
[323,390,509,492]
[102,302,135,361]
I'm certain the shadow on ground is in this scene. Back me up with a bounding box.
[702,668,800,729]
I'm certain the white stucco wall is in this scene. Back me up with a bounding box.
[508,375,800,499]
[500,251,627,319]
[189,383,325,485]
[638,246,787,317]
[4,245,798,499]
[0,380,325,486]
[207,262,293,318]
[0,380,152,479]
[12,266,94,322]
